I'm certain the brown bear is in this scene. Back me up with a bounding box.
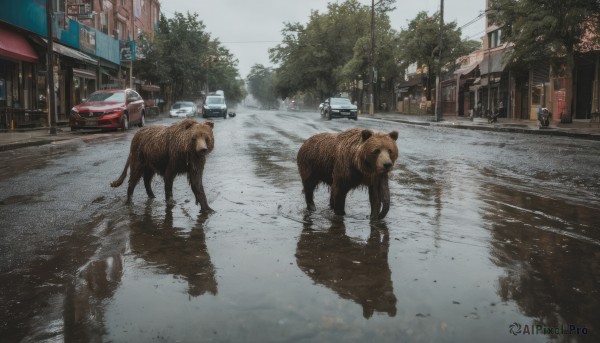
[297,128,399,219]
[111,118,215,212]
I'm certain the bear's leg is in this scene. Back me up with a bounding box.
[378,175,391,219]
[143,169,155,198]
[331,182,349,216]
[368,184,382,219]
[189,166,213,213]
[302,176,318,211]
[126,163,144,203]
[163,167,175,203]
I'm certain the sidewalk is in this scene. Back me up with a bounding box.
[1,113,599,152]
[368,112,600,141]
[0,115,164,152]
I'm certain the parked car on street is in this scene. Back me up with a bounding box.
[287,100,300,111]
[321,97,358,120]
[169,101,197,118]
[202,95,228,119]
[70,89,145,131]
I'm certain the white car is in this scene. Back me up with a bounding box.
[169,102,197,118]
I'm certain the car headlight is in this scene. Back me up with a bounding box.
[70,109,79,116]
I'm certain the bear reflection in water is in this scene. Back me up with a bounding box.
[128,202,217,297]
[295,219,397,318]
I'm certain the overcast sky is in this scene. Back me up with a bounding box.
[159,0,485,78]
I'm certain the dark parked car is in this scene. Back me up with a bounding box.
[321,97,358,120]
[202,95,227,119]
[70,89,145,131]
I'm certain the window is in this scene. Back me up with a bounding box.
[54,0,65,12]
[100,12,108,34]
[116,21,124,40]
[488,30,502,49]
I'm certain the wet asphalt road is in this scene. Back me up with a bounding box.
[1,108,599,342]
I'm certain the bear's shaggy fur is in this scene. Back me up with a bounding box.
[111,119,215,212]
[297,128,399,219]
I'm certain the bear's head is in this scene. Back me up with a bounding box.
[179,119,215,156]
[355,129,399,174]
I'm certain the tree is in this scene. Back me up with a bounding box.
[269,0,397,105]
[396,11,480,100]
[247,64,278,109]
[490,0,600,117]
[134,11,246,106]
[133,33,169,85]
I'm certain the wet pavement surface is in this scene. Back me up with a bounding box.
[1,109,599,342]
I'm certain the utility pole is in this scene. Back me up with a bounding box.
[369,0,375,115]
[434,0,444,121]
[46,0,57,134]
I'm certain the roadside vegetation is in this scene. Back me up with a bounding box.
[134,12,247,107]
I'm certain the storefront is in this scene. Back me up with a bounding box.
[0,24,46,129]
[32,38,99,122]
[453,57,481,117]
[395,77,426,114]
[138,83,160,116]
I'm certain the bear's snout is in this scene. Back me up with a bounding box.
[376,150,394,172]
[195,137,208,154]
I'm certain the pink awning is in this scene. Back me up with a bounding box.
[0,27,38,63]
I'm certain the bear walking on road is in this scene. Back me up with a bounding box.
[297,128,399,219]
[111,119,215,212]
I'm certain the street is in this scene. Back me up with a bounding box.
[1,109,599,342]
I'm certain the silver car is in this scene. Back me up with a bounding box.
[169,101,197,118]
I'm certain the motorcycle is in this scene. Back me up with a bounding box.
[487,109,500,124]
[538,107,551,127]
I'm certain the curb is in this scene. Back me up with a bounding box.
[0,138,69,152]
[0,116,166,152]
[373,117,600,141]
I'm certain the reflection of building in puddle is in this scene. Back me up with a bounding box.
[63,219,127,342]
[64,255,123,341]
[295,219,396,318]
[482,182,600,340]
[129,204,218,297]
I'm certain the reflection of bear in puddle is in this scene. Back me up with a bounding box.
[129,203,217,297]
[295,219,397,318]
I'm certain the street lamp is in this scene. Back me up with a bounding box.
[434,0,444,122]
[369,0,375,115]
[46,0,57,134]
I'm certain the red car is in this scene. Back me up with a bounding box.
[70,89,146,131]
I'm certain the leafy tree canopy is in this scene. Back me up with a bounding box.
[247,64,279,109]
[490,0,600,66]
[396,11,480,99]
[269,0,397,99]
[134,12,246,105]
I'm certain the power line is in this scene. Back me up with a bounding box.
[465,29,485,40]
[459,11,485,30]
[221,41,280,44]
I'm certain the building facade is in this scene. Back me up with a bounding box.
[450,0,600,123]
[0,0,159,129]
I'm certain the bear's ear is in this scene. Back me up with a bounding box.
[389,130,399,141]
[184,119,195,129]
[361,129,373,141]
[203,121,214,129]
